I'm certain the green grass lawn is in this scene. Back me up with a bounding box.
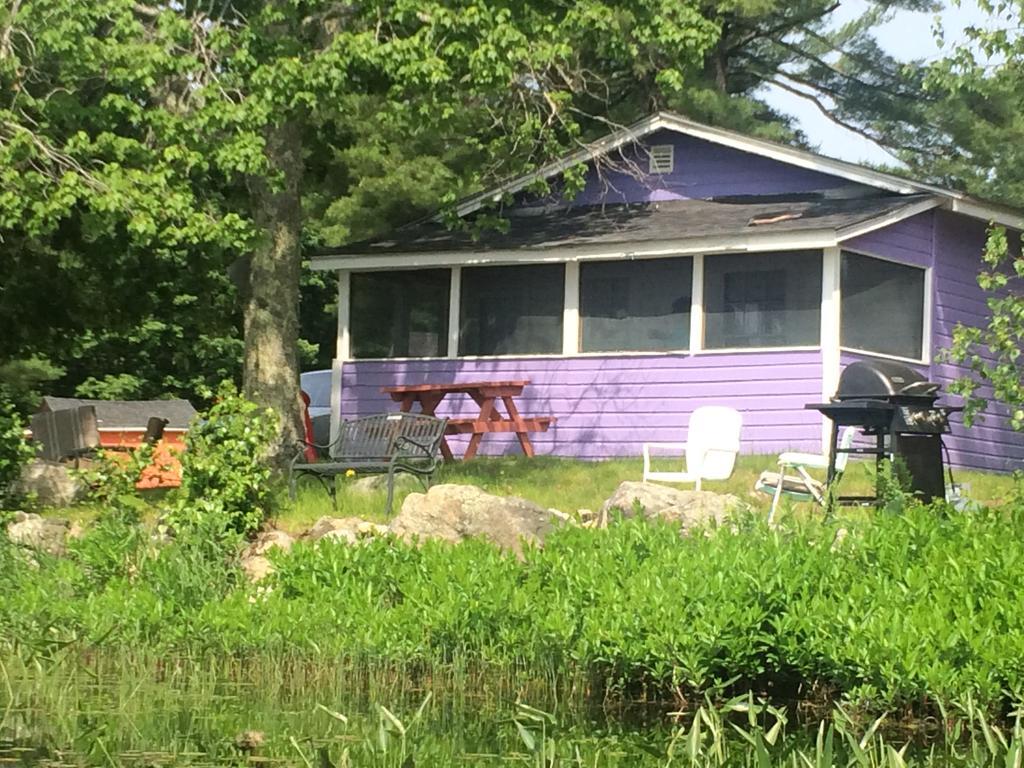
[270,453,1020,534]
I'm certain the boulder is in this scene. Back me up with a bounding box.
[600,481,741,533]
[5,511,71,555]
[15,461,85,507]
[305,516,388,543]
[240,530,295,582]
[389,484,560,555]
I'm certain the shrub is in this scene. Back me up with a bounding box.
[0,398,33,509]
[166,382,278,539]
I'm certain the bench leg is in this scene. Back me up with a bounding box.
[385,468,396,516]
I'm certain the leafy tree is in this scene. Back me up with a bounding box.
[1,0,940,458]
[884,1,1024,430]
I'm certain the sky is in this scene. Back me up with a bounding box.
[762,0,993,164]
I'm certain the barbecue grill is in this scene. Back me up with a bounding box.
[806,360,962,504]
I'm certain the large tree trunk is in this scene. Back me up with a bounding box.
[244,117,305,463]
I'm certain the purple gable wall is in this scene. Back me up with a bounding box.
[569,130,865,204]
[931,211,1023,472]
[341,352,823,459]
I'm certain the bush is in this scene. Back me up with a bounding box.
[166,382,278,539]
[0,398,33,509]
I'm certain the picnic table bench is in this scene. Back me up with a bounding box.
[382,380,556,461]
[289,412,447,512]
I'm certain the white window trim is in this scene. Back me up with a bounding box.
[339,250,835,363]
[839,247,930,364]
[563,261,580,355]
[839,346,931,367]
[446,266,461,358]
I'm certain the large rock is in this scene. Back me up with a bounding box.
[389,484,560,555]
[15,461,85,507]
[305,516,388,544]
[601,481,741,533]
[240,530,295,582]
[5,511,71,555]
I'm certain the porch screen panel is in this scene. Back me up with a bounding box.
[704,251,822,348]
[841,252,925,359]
[580,258,692,352]
[459,264,564,355]
[350,269,450,358]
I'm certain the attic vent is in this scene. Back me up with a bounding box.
[649,145,674,174]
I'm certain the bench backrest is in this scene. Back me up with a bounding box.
[331,413,446,461]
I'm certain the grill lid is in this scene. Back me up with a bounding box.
[835,360,939,401]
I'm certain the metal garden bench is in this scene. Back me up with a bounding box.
[289,412,448,513]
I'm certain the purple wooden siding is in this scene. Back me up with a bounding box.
[341,351,824,459]
[839,209,1023,472]
[842,209,934,268]
[563,130,865,205]
[930,211,1023,472]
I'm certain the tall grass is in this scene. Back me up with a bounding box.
[4,502,1024,716]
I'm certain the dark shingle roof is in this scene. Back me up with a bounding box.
[319,194,935,257]
[39,397,197,430]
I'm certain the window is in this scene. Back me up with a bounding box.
[841,252,925,360]
[350,270,449,358]
[649,144,674,174]
[704,251,822,348]
[580,258,692,352]
[459,264,564,355]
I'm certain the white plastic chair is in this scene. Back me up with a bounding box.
[642,406,743,491]
[758,426,858,523]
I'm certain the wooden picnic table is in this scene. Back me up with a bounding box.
[381,380,555,461]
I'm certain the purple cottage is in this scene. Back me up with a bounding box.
[311,113,1024,473]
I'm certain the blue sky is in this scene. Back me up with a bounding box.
[762,0,991,164]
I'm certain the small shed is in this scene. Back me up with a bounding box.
[37,397,197,487]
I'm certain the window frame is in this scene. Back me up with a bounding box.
[578,256,694,354]
[700,250,825,352]
[457,262,567,357]
[348,267,453,360]
[838,247,931,364]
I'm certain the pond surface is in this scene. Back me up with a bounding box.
[0,653,1013,767]
[0,654,684,766]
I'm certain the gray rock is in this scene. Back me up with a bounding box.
[15,461,85,507]
[239,530,295,582]
[5,512,70,555]
[600,481,741,533]
[305,516,388,542]
[389,484,560,555]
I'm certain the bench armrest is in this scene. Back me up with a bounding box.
[394,434,435,456]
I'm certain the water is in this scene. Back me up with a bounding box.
[0,654,680,766]
[2,653,1019,766]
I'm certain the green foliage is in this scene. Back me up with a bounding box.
[166,382,278,539]
[946,226,1024,429]
[0,398,33,509]
[6,503,1024,716]
[0,356,65,414]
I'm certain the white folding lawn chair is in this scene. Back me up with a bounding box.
[642,406,743,491]
[757,426,858,523]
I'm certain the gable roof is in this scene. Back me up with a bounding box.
[312,193,941,270]
[331,194,937,256]
[451,111,1024,229]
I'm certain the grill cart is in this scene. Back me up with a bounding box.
[806,360,962,505]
